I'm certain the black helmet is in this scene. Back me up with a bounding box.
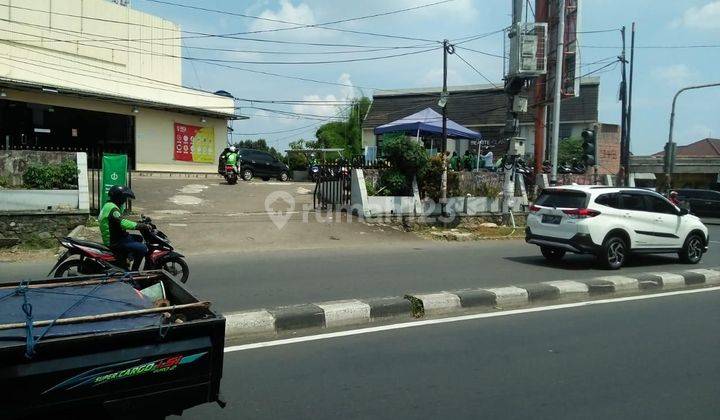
[108,185,135,205]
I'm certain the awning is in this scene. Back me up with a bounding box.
[0,77,246,120]
[373,108,481,139]
[631,173,656,180]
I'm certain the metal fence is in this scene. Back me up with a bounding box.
[313,164,352,210]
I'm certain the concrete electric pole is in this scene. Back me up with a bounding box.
[549,0,565,185]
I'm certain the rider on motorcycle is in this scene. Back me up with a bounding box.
[99,185,149,271]
[225,146,239,172]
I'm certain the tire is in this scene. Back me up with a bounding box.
[679,233,704,264]
[226,175,237,185]
[53,259,83,277]
[241,169,253,181]
[278,171,289,182]
[541,247,566,262]
[160,256,190,283]
[599,235,627,270]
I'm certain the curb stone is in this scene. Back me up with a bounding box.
[223,267,720,339]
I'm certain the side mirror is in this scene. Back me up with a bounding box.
[679,207,689,216]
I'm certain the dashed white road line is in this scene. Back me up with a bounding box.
[224,286,720,354]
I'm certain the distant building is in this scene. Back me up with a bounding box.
[631,138,720,189]
[652,138,720,158]
[0,0,244,172]
[362,77,600,159]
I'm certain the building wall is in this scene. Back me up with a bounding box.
[2,88,228,172]
[0,0,233,114]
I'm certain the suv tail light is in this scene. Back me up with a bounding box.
[529,205,541,213]
[562,208,601,218]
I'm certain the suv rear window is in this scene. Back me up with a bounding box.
[535,190,588,208]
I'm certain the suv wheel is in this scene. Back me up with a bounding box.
[600,235,627,270]
[679,233,704,264]
[278,171,289,182]
[541,246,566,262]
[241,169,253,181]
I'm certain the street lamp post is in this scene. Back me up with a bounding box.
[664,82,720,190]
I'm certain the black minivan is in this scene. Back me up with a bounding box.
[676,189,720,217]
[218,148,290,182]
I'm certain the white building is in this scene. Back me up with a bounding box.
[0,0,242,172]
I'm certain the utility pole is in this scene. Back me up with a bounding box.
[533,0,548,176]
[619,26,628,186]
[626,22,636,186]
[549,0,566,185]
[664,82,720,189]
[440,39,450,213]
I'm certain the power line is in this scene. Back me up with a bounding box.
[453,45,505,59]
[0,6,436,49]
[1,22,440,65]
[143,0,450,43]
[583,44,720,49]
[452,50,499,88]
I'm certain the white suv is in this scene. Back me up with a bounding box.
[526,186,709,269]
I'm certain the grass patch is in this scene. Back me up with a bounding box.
[19,234,57,250]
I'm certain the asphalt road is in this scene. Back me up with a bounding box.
[3,225,720,312]
[183,288,720,420]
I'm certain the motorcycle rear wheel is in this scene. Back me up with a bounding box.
[53,259,84,277]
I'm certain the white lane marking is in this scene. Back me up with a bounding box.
[224,286,720,353]
[710,241,720,244]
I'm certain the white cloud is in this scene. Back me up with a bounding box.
[248,1,327,39]
[292,73,356,119]
[673,1,720,30]
[397,0,479,22]
[651,64,695,87]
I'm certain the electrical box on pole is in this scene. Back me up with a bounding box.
[508,23,548,78]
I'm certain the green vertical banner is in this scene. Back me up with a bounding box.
[100,153,128,209]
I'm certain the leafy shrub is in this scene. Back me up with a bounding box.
[375,133,428,196]
[381,133,429,174]
[22,160,78,190]
[379,169,409,196]
[365,178,377,196]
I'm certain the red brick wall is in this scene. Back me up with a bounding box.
[597,124,620,175]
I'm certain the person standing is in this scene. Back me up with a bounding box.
[482,147,494,171]
[450,151,459,171]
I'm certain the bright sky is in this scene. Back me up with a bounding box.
[132,0,720,155]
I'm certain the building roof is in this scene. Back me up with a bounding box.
[653,138,720,157]
[363,77,600,131]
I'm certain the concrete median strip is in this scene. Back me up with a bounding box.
[222,267,720,339]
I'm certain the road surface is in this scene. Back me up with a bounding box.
[182,288,720,419]
[3,224,720,312]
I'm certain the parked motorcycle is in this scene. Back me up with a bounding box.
[49,216,189,283]
[224,164,238,184]
[309,164,320,182]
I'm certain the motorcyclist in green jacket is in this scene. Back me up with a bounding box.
[225,146,239,171]
[99,185,149,271]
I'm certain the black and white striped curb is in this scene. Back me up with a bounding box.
[224,268,720,338]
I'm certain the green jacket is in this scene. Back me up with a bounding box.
[99,202,137,246]
[449,156,459,171]
[226,152,239,166]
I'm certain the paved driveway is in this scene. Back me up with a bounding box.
[130,177,421,254]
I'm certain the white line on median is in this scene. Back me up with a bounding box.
[224,286,720,354]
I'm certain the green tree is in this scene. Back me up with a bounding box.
[313,96,371,157]
[558,137,583,164]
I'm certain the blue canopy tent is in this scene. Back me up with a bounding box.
[373,108,481,140]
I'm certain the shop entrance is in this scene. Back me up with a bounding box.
[0,99,135,169]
